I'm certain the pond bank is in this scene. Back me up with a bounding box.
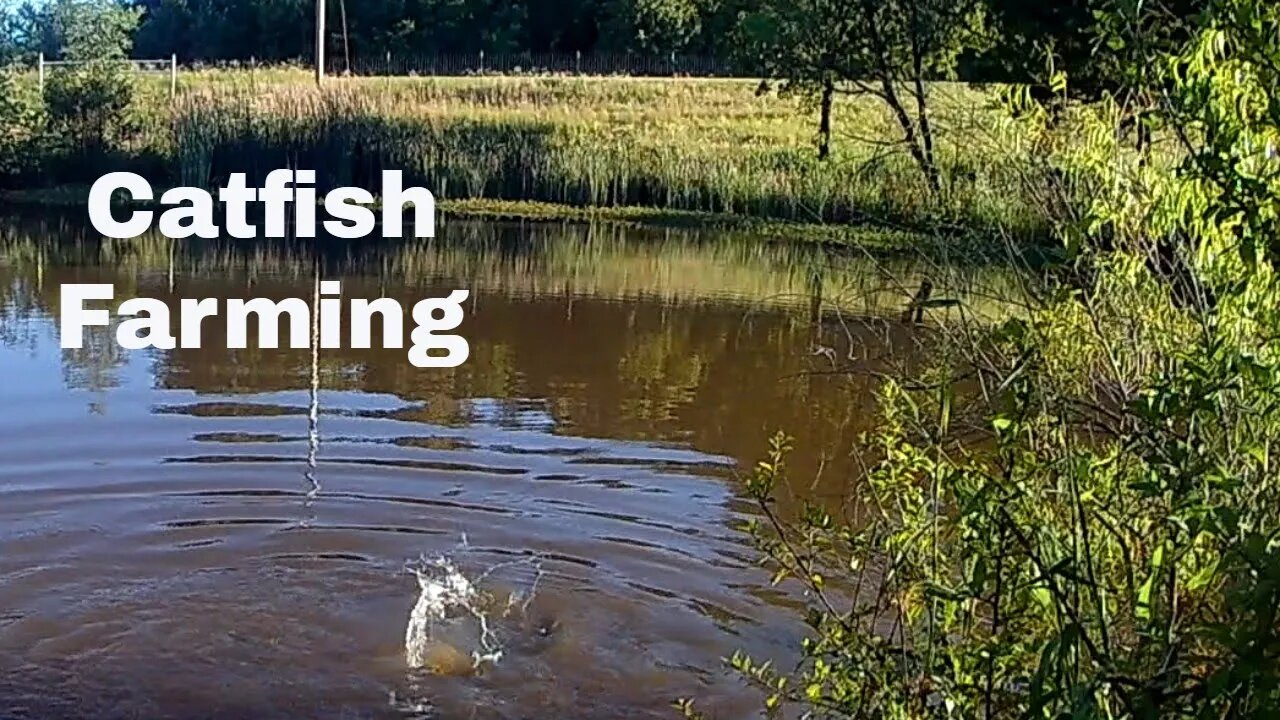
[3,74,1055,245]
[0,187,1050,263]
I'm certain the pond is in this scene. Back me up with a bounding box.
[0,212,1018,719]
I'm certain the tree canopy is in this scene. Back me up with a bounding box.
[0,0,1204,86]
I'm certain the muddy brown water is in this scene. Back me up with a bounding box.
[0,213,1017,719]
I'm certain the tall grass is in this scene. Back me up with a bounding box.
[14,69,1051,238]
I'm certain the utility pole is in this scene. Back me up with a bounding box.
[315,0,326,86]
[339,0,351,75]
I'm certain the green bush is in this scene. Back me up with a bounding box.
[708,1,1280,718]
[44,62,134,153]
[0,67,46,177]
[42,1,141,156]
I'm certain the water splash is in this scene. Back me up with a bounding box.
[403,544,545,674]
[404,555,487,671]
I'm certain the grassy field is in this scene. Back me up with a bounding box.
[12,68,1050,242]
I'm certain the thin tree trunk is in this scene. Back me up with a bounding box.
[880,76,938,194]
[910,70,940,195]
[817,78,834,160]
[908,4,941,195]
[859,0,941,196]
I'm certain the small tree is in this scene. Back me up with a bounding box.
[43,0,141,156]
[739,0,985,192]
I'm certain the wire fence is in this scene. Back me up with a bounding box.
[320,51,739,78]
[36,54,178,95]
[39,58,175,72]
[29,51,745,89]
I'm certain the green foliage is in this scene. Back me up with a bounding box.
[118,0,731,60]
[43,0,142,154]
[730,0,1280,717]
[984,0,1205,98]
[0,66,45,176]
[0,0,1222,90]
[607,0,705,54]
[0,8,17,65]
[0,1,63,62]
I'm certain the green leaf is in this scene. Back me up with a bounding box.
[1186,562,1219,592]
[1137,543,1167,621]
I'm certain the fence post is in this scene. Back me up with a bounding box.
[576,50,581,75]
[479,50,484,74]
[170,54,177,98]
[38,52,44,95]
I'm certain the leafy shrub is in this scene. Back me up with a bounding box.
[702,1,1280,718]
[43,0,141,155]
[0,67,46,178]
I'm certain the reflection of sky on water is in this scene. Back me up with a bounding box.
[466,396,557,431]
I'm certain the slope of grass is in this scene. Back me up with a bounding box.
[10,69,1051,241]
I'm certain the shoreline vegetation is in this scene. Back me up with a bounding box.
[1,184,1007,256]
[2,71,1061,250]
[0,213,1029,321]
